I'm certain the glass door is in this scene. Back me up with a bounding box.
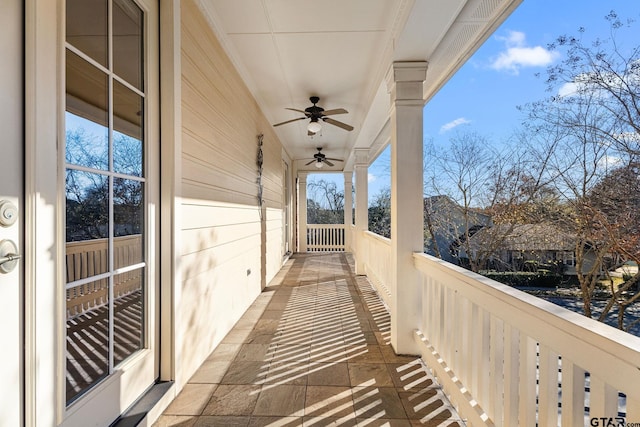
[63,0,157,420]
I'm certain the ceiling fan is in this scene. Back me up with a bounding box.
[305,147,344,169]
[273,96,354,134]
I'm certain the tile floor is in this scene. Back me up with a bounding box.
[153,253,465,427]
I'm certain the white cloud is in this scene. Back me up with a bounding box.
[440,117,471,133]
[490,31,559,74]
[558,69,640,99]
[368,173,376,183]
[557,82,578,97]
[598,155,623,169]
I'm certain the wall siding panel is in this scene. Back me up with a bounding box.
[177,0,289,386]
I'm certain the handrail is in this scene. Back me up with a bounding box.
[412,252,640,425]
[361,231,392,308]
[306,224,345,252]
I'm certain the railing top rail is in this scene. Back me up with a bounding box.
[363,230,391,245]
[306,223,346,228]
[413,252,640,389]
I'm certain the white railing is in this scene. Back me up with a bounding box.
[347,224,355,253]
[361,231,393,308]
[412,252,640,427]
[306,224,345,252]
[66,235,143,318]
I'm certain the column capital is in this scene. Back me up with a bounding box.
[298,172,308,183]
[343,171,353,183]
[354,149,369,166]
[386,61,428,83]
[386,61,428,104]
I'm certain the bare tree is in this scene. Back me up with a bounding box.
[307,178,344,224]
[539,11,640,157]
[423,131,550,272]
[520,11,640,328]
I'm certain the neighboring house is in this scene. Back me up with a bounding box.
[423,195,492,264]
[459,223,600,274]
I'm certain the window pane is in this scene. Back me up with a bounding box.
[113,178,143,236]
[66,279,110,404]
[113,80,143,176]
[65,239,109,284]
[66,0,108,67]
[113,0,143,90]
[66,170,109,243]
[114,267,144,365]
[66,50,109,170]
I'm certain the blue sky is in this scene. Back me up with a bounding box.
[309,0,640,203]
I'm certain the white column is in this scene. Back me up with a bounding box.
[354,149,368,274]
[343,171,353,252]
[297,173,308,252]
[387,61,427,355]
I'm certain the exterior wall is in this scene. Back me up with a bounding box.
[177,0,287,386]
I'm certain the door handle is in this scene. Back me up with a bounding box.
[0,253,20,265]
[0,240,20,274]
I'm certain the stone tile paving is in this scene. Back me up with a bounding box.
[154,253,465,427]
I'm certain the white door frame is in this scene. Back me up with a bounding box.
[24,0,161,425]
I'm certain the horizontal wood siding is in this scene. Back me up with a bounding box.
[178,0,288,385]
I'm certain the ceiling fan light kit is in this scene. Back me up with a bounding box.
[307,120,322,133]
[304,147,344,169]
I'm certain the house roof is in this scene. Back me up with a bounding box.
[468,223,576,252]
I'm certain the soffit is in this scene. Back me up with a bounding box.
[198,0,521,172]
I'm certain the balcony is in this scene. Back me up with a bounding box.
[157,237,640,426]
[155,230,640,426]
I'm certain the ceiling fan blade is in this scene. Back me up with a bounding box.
[323,117,354,131]
[273,117,306,127]
[304,159,315,165]
[323,159,335,167]
[321,108,348,116]
[324,157,344,162]
[308,130,317,136]
[285,108,310,115]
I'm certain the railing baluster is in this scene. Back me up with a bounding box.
[538,344,560,427]
[589,376,619,420]
[478,309,491,410]
[561,359,585,427]
[303,224,346,251]
[503,324,520,427]
[519,336,537,426]
[490,316,505,426]
[468,302,479,398]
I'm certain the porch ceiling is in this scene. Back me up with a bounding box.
[198,0,521,171]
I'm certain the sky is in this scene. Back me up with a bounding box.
[308,0,640,204]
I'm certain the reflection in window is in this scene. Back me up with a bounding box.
[65,0,146,405]
[114,268,144,366]
[66,277,110,403]
[66,0,108,67]
[114,178,143,237]
[66,49,109,170]
[66,170,109,242]
[113,0,144,90]
[65,112,109,171]
[114,79,143,176]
